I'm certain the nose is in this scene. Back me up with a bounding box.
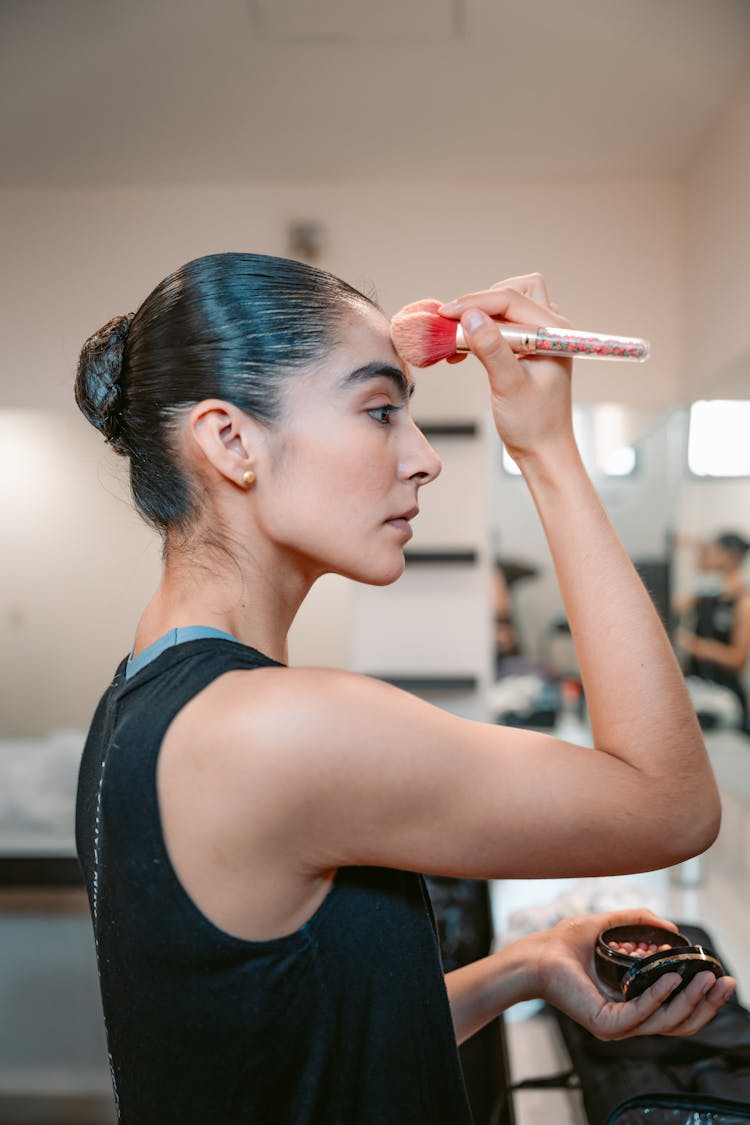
[399,418,442,486]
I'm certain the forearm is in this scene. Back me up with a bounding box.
[520,440,718,839]
[444,940,534,1044]
[687,635,747,671]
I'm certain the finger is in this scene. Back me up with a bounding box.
[588,971,683,1040]
[440,286,568,329]
[663,976,736,1038]
[490,272,551,306]
[627,971,726,1038]
[617,972,685,1034]
[596,969,735,1042]
[458,308,525,389]
[643,971,717,1033]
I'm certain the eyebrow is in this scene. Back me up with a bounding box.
[339,362,415,402]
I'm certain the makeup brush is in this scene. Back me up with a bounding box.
[391,298,650,369]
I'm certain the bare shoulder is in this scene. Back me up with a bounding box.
[159,662,472,864]
[178,662,443,731]
[154,666,409,939]
[161,663,422,783]
[164,663,451,778]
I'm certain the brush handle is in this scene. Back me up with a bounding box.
[454,323,650,362]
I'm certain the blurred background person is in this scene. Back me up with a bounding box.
[675,531,750,732]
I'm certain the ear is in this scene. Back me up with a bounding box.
[187,399,259,488]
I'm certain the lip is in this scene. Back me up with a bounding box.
[390,506,419,522]
[385,506,418,541]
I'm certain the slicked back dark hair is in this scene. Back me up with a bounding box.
[75,252,376,533]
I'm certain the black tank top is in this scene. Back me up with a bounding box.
[75,637,472,1124]
[687,593,748,721]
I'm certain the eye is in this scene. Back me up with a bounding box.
[368,404,402,426]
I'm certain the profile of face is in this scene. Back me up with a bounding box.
[248,303,442,586]
[698,541,736,574]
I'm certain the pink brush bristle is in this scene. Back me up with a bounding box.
[390,298,459,368]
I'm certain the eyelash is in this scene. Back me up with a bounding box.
[368,405,402,426]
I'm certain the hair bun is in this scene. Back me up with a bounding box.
[75,312,135,452]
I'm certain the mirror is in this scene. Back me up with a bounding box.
[488,400,750,728]
[490,404,682,671]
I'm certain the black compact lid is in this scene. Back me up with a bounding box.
[622,944,724,1000]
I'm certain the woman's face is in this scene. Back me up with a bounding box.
[699,542,734,574]
[253,303,442,586]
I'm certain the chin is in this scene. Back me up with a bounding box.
[345,551,406,587]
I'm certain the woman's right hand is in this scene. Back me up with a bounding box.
[438,273,576,470]
[529,909,736,1042]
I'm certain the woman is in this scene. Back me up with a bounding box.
[675,531,750,730]
[75,254,730,1125]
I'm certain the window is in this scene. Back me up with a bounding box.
[602,444,637,477]
[688,400,750,477]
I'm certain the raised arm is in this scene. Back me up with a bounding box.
[439,279,711,791]
[167,276,720,894]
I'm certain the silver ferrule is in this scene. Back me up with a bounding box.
[454,323,538,354]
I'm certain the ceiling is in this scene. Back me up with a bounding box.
[1,0,749,186]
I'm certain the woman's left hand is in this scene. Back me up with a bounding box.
[529,909,736,1041]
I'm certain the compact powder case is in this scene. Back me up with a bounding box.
[595,924,725,1001]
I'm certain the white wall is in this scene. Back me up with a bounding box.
[684,63,750,397]
[0,177,684,411]
[0,410,161,736]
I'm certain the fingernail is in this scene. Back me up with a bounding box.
[462,309,487,333]
[439,300,461,313]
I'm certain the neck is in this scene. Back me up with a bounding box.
[133,536,318,665]
[723,568,744,596]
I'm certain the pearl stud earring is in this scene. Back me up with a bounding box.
[242,469,255,488]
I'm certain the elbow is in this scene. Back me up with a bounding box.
[632,745,722,869]
[652,727,723,864]
[615,786,721,875]
[664,787,722,867]
[686,799,722,859]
